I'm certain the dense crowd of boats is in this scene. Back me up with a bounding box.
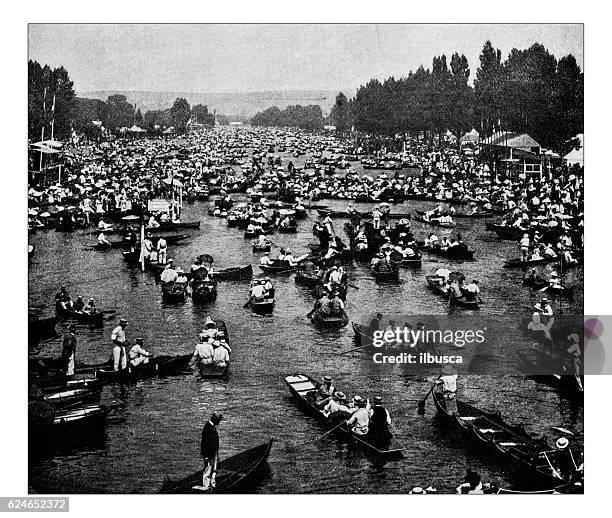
[28,126,583,493]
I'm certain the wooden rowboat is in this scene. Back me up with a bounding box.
[44,386,102,410]
[371,264,400,282]
[310,309,349,328]
[161,281,188,303]
[95,353,193,383]
[159,440,273,493]
[55,305,104,327]
[352,322,374,345]
[425,275,482,309]
[284,374,404,458]
[215,265,253,281]
[432,387,580,487]
[259,264,297,275]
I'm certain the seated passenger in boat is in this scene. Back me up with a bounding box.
[368,396,392,437]
[456,470,484,494]
[323,391,351,420]
[259,252,273,266]
[212,340,230,368]
[160,262,178,284]
[73,295,85,312]
[329,291,345,315]
[250,280,266,301]
[192,333,214,368]
[129,338,151,367]
[463,280,480,300]
[346,397,370,435]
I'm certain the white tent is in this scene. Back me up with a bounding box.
[564,148,583,166]
[129,124,146,133]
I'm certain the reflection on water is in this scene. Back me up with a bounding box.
[29,194,583,494]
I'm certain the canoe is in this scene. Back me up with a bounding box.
[192,279,218,303]
[352,322,373,345]
[278,223,298,233]
[295,270,322,288]
[252,242,271,252]
[29,401,109,439]
[250,297,274,313]
[197,363,229,379]
[398,252,422,267]
[432,387,580,487]
[284,374,404,458]
[503,256,559,269]
[146,221,201,233]
[310,309,349,328]
[413,215,455,228]
[425,275,482,309]
[161,281,188,303]
[522,277,575,299]
[56,306,104,327]
[259,264,297,275]
[423,245,475,261]
[215,265,253,281]
[28,315,59,344]
[122,251,166,275]
[95,353,193,383]
[44,386,102,410]
[159,440,273,494]
[452,212,494,219]
[371,265,400,282]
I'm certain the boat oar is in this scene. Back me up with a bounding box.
[314,421,345,441]
[348,283,360,290]
[243,299,252,309]
[337,344,366,356]
[418,379,439,415]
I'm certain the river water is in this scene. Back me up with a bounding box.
[28,171,583,494]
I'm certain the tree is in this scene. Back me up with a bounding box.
[106,94,134,130]
[330,92,352,132]
[474,41,504,135]
[192,104,215,127]
[169,97,191,131]
[135,108,143,126]
[28,60,76,141]
[448,53,474,144]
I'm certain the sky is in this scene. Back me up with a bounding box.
[28,24,583,94]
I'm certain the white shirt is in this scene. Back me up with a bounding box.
[440,374,458,392]
[194,342,214,364]
[160,268,178,283]
[111,325,126,345]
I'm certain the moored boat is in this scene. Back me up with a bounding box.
[159,440,273,493]
[95,353,193,383]
[215,265,253,281]
[431,386,581,488]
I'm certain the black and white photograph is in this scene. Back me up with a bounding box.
[5,6,605,506]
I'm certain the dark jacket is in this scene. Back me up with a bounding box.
[61,332,76,360]
[200,421,219,459]
[369,406,389,434]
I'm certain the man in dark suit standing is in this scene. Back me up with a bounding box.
[195,412,223,491]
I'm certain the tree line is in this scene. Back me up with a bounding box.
[329,41,583,154]
[251,105,324,131]
[29,60,218,140]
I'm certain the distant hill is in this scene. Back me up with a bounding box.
[76,89,352,119]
